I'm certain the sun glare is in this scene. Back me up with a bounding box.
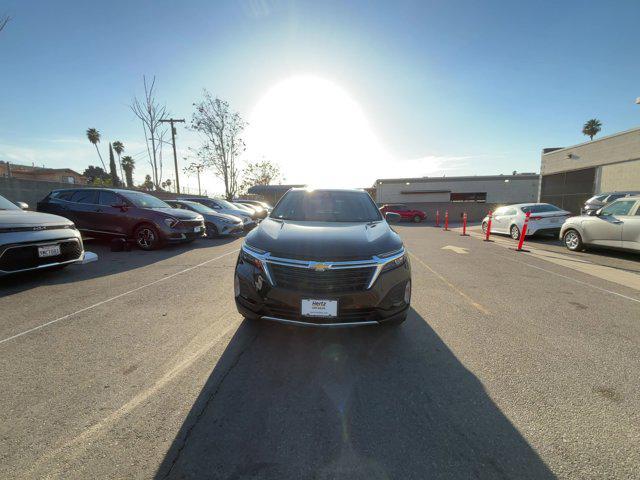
[246,75,390,188]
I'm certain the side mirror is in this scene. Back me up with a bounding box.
[595,208,604,216]
[16,201,29,210]
[385,212,401,224]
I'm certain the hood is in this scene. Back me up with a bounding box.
[151,207,202,220]
[204,212,243,223]
[0,209,74,228]
[245,218,402,261]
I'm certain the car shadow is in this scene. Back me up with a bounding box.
[155,309,554,479]
[0,235,241,297]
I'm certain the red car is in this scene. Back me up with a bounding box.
[379,204,426,223]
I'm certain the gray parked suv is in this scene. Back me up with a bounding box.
[582,191,640,215]
[0,194,96,275]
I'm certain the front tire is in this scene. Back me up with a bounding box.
[134,224,162,250]
[563,229,584,251]
[413,215,422,223]
[510,224,521,240]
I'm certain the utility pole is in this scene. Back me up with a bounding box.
[160,118,185,194]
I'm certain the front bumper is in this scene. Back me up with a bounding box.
[0,233,86,275]
[164,222,206,243]
[234,249,411,327]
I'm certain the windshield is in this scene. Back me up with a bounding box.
[521,204,563,213]
[0,194,20,210]
[121,191,171,209]
[214,198,240,210]
[271,190,382,222]
[181,201,215,214]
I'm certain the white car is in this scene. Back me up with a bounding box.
[482,203,572,240]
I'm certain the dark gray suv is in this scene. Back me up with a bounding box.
[38,188,205,250]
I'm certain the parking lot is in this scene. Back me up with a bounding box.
[1,224,639,479]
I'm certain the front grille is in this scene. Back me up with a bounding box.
[265,300,377,323]
[178,220,203,228]
[268,264,374,293]
[0,240,82,272]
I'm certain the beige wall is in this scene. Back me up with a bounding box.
[376,176,539,204]
[599,159,640,192]
[541,127,640,175]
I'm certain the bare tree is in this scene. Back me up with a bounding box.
[0,15,10,34]
[239,159,281,194]
[191,90,246,200]
[130,76,168,190]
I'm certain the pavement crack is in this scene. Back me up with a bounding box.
[160,329,260,479]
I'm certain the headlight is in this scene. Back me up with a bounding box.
[240,244,266,269]
[381,253,406,273]
[164,217,179,228]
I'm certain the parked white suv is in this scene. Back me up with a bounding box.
[482,203,572,240]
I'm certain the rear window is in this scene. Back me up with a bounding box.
[521,204,562,213]
[52,190,75,201]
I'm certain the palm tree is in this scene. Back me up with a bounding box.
[121,155,135,188]
[112,141,125,185]
[86,128,106,171]
[108,143,120,186]
[582,119,602,141]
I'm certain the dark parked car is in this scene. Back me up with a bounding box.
[179,197,258,229]
[234,188,411,327]
[582,191,640,215]
[234,199,273,213]
[37,188,205,250]
[166,200,244,237]
[379,203,426,223]
[1,194,96,275]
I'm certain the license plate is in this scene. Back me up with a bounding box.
[38,244,61,258]
[301,299,338,318]
[194,226,202,232]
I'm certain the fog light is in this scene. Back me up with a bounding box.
[234,274,240,297]
[404,281,411,304]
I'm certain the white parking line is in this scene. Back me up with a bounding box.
[0,249,239,346]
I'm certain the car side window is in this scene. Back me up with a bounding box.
[98,191,121,206]
[600,200,636,216]
[70,190,98,204]
[55,190,75,201]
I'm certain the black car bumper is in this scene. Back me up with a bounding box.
[234,253,411,327]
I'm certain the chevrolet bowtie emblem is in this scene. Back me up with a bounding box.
[311,263,331,271]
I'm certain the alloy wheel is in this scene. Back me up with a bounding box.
[137,227,155,249]
[565,231,579,250]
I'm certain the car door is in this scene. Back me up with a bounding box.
[92,190,128,236]
[67,189,98,230]
[583,199,637,247]
[621,200,640,251]
[491,207,509,233]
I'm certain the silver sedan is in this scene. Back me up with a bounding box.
[560,196,640,252]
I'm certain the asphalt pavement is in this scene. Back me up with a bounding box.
[0,224,638,479]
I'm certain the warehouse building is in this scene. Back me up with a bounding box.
[374,173,539,221]
[540,126,640,214]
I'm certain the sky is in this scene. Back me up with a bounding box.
[1,0,639,194]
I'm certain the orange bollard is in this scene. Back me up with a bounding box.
[484,210,493,241]
[443,210,449,231]
[515,211,531,251]
[461,212,469,236]
[435,210,440,227]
